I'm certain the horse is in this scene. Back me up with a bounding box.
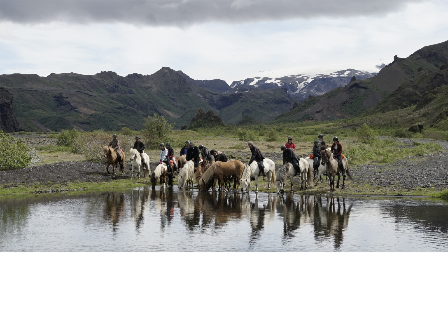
[177,155,187,172]
[151,163,167,189]
[240,158,276,192]
[276,159,313,194]
[305,156,326,184]
[320,148,352,191]
[103,146,125,175]
[199,160,245,191]
[177,160,195,189]
[129,148,151,179]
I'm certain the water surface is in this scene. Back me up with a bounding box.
[1,187,448,251]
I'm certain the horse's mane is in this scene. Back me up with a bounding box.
[201,161,218,185]
[130,148,140,157]
[241,164,252,182]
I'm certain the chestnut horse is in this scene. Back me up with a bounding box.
[199,160,245,191]
[103,146,125,175]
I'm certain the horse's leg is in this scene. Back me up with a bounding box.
[255,176,258,192]
[336,173,340,189]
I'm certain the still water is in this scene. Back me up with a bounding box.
[1,187,448,251]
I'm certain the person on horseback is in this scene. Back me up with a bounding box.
[210,149,228,162]
[312,140,321,172]
[166,142,177,172]
[281,145,300,175]
[186,141,200,168]
[331,136,346,176]
[198,145,214,163]
[180,141,190,156]
[159,143,173,174]
[248,141,266,178]
[318,134,327,150]
[133,136,146,166]
[285,136,296,151]
[109,134,121,161]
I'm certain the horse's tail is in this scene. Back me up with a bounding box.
[271,166,276,185]
[307,165,314,187]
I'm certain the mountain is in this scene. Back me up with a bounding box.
[0,88,20,132]
[0,67,292,131]
[276,40,448,123]
[230,69,376,102]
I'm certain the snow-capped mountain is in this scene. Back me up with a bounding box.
[230,69,376,101]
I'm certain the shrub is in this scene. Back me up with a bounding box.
[0,131,32,170]
[237,128,259,141]
[142,114,173,149]
[120,127,133,136]
[357,123,377,143]
[57,129,80,149]
[265,129,278,142]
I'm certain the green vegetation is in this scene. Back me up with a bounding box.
[0,131,32,170]
[143,114,173,149]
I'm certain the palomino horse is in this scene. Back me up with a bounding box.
[320,148,352,191]
[199,160,245,191]
[103,146,125,175]
[177,160,195,189]
[130,148,151,179]
[240,158,276,192]
[177,155,187,173]
[276,159,313,194]
[151,163,167,189]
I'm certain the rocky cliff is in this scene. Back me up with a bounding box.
[0,88,20,132]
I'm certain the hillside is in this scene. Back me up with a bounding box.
[0,68,293,132]
[276,40,448,124]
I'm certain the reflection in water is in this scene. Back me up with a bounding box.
[2,188,448,251]
[103,192,125,231]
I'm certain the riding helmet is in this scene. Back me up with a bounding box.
[160,143,164,147]
[314,140,319,145]
[135,136,140,140]
[210,149,216,155]
[318,134,323,138]
[166,142,171,147]
[248,141,254,147]
[280,145,286,150]
[198,145,203,149]
[185,140,190,144]
[333,136,338,142]
[288,136,292,140]
[113,134,117,138]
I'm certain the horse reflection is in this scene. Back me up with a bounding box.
[151,188,176,231]
[276,193,301,242]
[130,187,151,231]
[245,194,277,248]
[313,197,352,249]
[103,192,125,231]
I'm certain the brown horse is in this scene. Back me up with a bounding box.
[177,155,187,172]
[321,148,352,191]
[103,146,125,175]
[199,160,245,191]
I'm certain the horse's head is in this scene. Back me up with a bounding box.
[240,165,251,190]
[103,146,110,158]
[276,180,284,194]
[321,148,330,165]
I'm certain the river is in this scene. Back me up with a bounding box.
[1,187,448,251]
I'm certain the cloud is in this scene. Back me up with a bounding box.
[0,0,427,26]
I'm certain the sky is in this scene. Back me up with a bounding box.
[1,0,448,84]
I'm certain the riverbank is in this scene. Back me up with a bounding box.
[1,135,448,199]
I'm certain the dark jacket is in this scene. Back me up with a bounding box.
[133,141,145,153]
[313,145,321,158]
[187,146,200,162]
[200,147,212,161]
[249,146,264,165]
[167,147,175,159]
[283,148,299,165]
[180,146,188,156]
[214,153,228,162]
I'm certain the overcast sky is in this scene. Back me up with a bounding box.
[1,0,447,83]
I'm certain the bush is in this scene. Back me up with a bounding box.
[357,124,377,143]
[57,129,80,149]
[142,114,173,149]
[120,127,133,136]
[0,131,32,170]
[265,129,278,142]
[237,128,259,142]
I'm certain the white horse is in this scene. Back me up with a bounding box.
[177,160,195,189]
[130,148,151,179]
[151,163,167,188]
[240,158,276,192]
[276,159,314,194]
[305,156,326,183]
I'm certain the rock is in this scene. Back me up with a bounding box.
[0,87,20,132]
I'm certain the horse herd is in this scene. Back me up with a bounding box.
[103,145,352,194]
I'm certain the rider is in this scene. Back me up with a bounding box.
[198,145,214,163]
[318,134,327,150]
[133,136,146,166]
[186,141,200,168]
[109,134,121,161]
[312,140,321,172]
[159,143,173,174]
[248,141,265,178]
[180,141,190,156]
[281,145,300,175]
[166,142,177,172]
[285,136,296,151]
[210,149,228,162]
[331,136,345,176]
